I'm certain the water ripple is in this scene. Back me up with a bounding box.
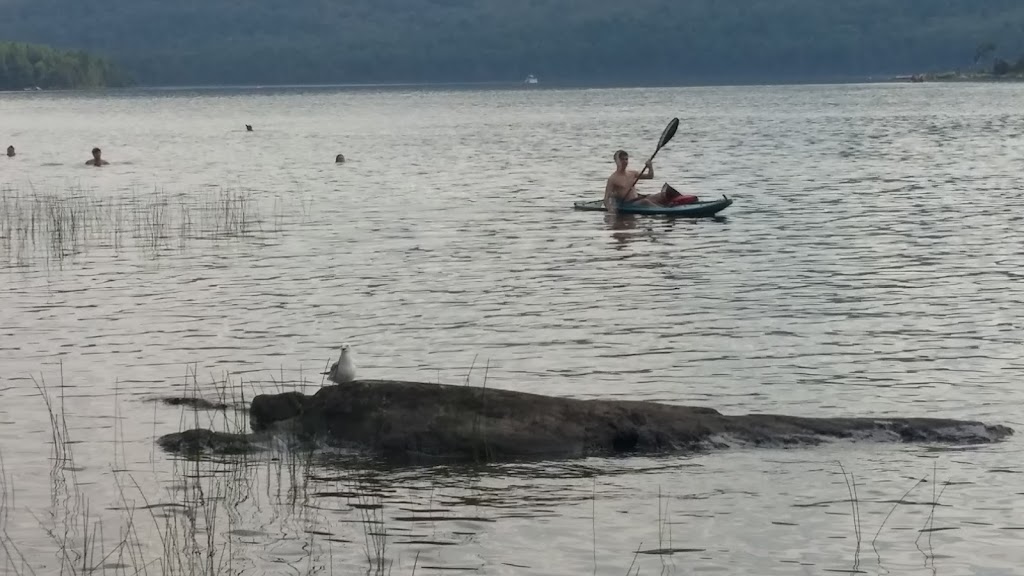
[2,83,1024,574]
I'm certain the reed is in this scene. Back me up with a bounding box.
[0,185,284,266]
[0,363,421,576]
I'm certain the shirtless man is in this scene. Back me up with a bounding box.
[86,147,109,166]
[602,150,677,211]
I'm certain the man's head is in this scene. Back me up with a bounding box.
[92,147,101,159]
[5,146,13,157]
[613,149,629,170]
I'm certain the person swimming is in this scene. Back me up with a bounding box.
[246,124,253,132]
[335,154,345,163]
[85,147,109,166]
[5,146,13,158]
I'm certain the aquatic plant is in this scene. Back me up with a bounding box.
[0,185,285,267]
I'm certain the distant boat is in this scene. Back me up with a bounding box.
[524,74,539,85]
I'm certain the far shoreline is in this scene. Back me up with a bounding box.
[4,74,1024,96]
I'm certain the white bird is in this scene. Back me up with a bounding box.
[324,344,356,384]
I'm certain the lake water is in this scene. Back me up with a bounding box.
[2,83,1024,575]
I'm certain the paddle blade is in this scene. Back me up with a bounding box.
[658,117,680,150]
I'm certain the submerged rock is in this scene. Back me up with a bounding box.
[157,429,260,456]
[159,397,229,411]
[157,380,1013,462]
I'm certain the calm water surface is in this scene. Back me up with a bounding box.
[1,84,1024,575]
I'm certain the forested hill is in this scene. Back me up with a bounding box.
[1,0,1023,87]
[0,42,129,90]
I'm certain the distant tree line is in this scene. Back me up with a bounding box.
[0,41,130,90]
[975,43,1024,76]
[991,57,1024,76]
[1,0,1024,86]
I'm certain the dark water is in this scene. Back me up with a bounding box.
[1,83,1023,574]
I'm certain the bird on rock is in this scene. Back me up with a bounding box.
[324,344,356,384]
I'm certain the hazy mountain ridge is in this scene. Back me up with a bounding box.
[1,0,1022,86]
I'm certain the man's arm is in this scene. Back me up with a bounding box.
[603,178,616,211]
[637,160,654,180]
[627,166,654,183]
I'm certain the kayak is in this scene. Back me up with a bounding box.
[573,195,733,217]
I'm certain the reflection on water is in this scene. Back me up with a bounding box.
[604,212,730,247]
[2,83,1024,573]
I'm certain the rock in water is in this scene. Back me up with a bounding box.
[250,391,306,431]
[264,380,1012,461]
[158,397,229,410]
[157,380,1014,462]
[157,429,259,456]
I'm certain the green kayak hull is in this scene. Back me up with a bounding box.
[573,195,732,217]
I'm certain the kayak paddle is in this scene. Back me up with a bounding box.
[628,117,679,191]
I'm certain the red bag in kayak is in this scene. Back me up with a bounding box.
[662,183,699,205]
[669,195,699,205]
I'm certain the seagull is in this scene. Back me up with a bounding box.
[323,344,356,384]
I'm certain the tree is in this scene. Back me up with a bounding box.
[0,41,130,89]
[974,41,997,67]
